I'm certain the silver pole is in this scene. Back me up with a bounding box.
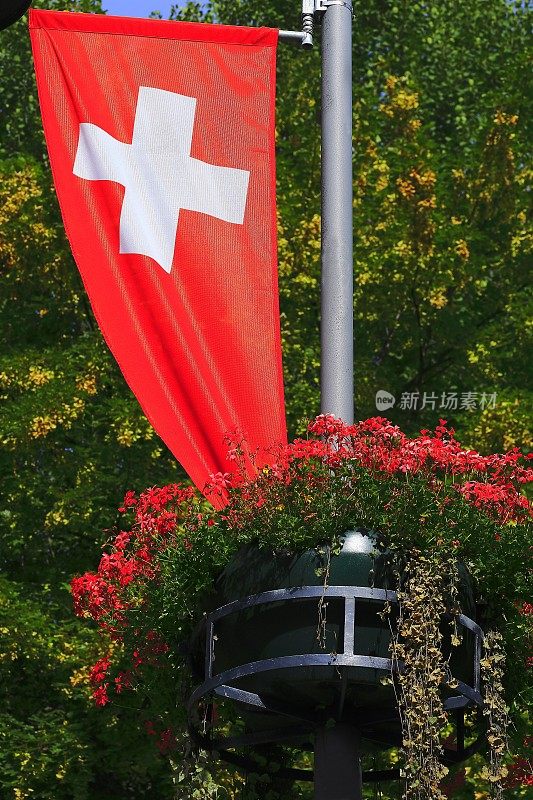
[314,724,362,799]
[316,9,358,786]
[320,1,354,423]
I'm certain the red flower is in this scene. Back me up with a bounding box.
[504,738,533,788]
[71,414,532,728]
[114,670,133,694]
[89,656,110,686]
[92,684,109,707]
[118,490,137,512]
[156,727,177,754]
[114,531,131,551]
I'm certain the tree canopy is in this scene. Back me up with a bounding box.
[0,0,531,797]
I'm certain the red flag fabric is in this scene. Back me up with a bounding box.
[30,10,286,498]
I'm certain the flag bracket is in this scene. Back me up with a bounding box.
[278,29,311,46]
[278,0,317,49]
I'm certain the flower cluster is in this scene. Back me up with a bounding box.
[71,416,531,785]
[215,416,532,539]
[307,416,531,497]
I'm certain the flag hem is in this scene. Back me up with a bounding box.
[29,9,279,48]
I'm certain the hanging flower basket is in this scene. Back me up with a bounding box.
[71,416,532,798]
[187,527,484,783]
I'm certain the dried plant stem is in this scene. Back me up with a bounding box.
[390,551,452,800]
[480,631,510,798]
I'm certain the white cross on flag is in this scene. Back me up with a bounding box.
[73,86,250,273]
[30,10,286,500]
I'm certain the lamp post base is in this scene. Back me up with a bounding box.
[314,724,362,800]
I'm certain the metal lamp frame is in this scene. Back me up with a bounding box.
[188,585,486,783]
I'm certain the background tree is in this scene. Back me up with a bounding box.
[1,2,179,797]
[0,0,530,797]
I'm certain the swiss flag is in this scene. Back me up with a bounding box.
[30,10,286,500]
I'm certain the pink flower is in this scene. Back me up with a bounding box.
[208,472,233,489]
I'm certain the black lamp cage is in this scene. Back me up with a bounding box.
[188,584,486,785]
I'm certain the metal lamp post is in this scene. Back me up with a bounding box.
[284,0,355,428]
[315,724,362,800]
[319,0,354,428]
[296,3,359,795]
[316,2,358,796]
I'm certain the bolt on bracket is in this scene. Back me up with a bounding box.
[301,0,315,48]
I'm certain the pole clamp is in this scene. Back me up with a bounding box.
[314,0,353,14]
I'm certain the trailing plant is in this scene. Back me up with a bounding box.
[71,416,532,797]
[480,631,510,796]
[387,551,454,800]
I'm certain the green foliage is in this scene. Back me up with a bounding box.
[0,576,173,799]
[0,157,181,582]
[0,1,103,160]
[0,0,531,797]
